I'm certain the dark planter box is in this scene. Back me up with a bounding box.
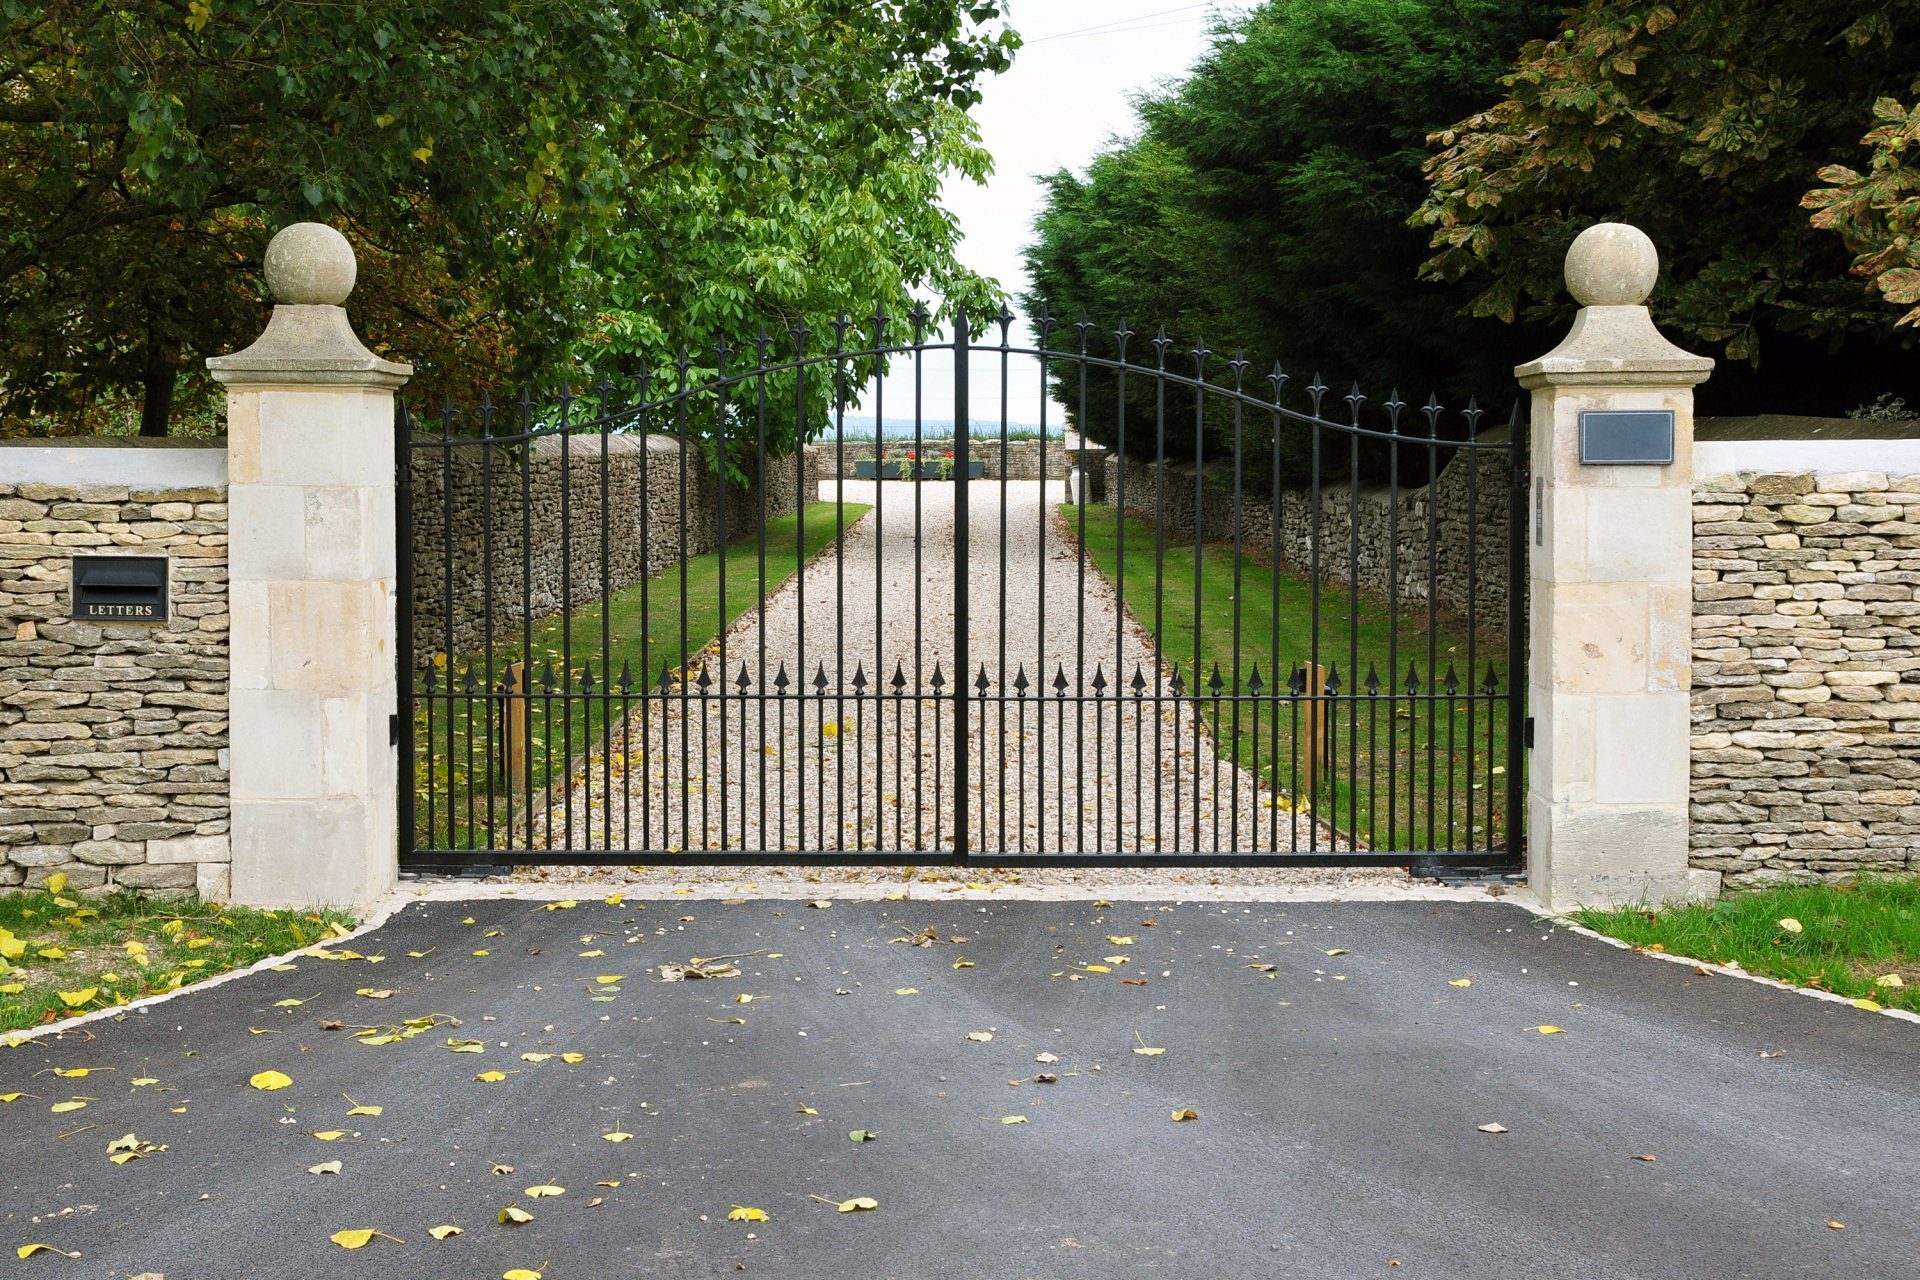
[853,459,986,480]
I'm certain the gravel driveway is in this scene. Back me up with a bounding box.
[540,479,1352,871]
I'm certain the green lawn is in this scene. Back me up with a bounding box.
[415,500,869,850]
[1061,504,1518,853]
[1,878,356,1034]
[1574,878,1919,1014]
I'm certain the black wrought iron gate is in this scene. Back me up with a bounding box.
[397,306,1525,870]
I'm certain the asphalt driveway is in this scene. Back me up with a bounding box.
[4,896,1915,1278]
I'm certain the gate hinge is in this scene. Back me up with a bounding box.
[389,712,400,747]
[1524,716,1534,749]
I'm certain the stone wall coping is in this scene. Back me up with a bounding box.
[1694,437,1920,478]
[0,439,228,488]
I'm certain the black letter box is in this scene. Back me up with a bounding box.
[71,555,170,622]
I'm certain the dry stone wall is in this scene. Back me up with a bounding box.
[0,455,231,898]
[1102,445,1514,627]
[1691,469,1920,887]
[409,435,821,660]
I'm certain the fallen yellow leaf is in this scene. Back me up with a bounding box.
[429,1224,463,1240]
[728,1205,769,1222]
[474,1071,507,1083]
[524,1184,565,1198]
[329,1228,377,1249]
[249,1070,293,1091]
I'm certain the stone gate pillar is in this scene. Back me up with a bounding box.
[1517,224,1714,909]
[208,224,410,907]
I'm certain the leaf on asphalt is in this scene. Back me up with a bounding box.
[579,949,605,958]
[1083,964,1111,974]
[1534,1026,1564,1035]
[504,1270,543,1280]
[561,1052,584,1064]
[1132,1046,1165,1057]
[355,988,395,1000]
[1323,948,1348,957]
[603,1131,633,1142]
[1477,1123,1509,1134]
[848,1129,877,1143]
[837,1196,879,1213]
[594,975,625,985]
[546,900,577,911]
[311,1130,347,1141]
[1827,1221,1846,1230]
[797,1106,819,1115]
[499,1204,534,1225]
[474,1071,507,1083]
[1001,1115,1028,1125]
[808,900,832,909]
[1170,1109,1198,1122]
[524,1184,565,1198]
[346,1104,381,1116]
[52,1067,99,1078]
[1035,1052,1059,1064]
[1107,936,1134,945]
[249,1070,293,1090]
[0,1093,22,1102]
[1449,978,1473,987]
[1631,1154,1657,1162]
[51,1100,87,1113]
[521,1052,553,1063]
[964,1031,993,1042]
[447,1039,485,1053]
[428,1224,463,1239]
[953,959,974,969]
[309,1161,343,1175]
[274,997,308,1007]
[329,1229,376,1249]
[16,1244,80,1259]
[1851,999,1883,1012]
[894,988,919,996]
[728,1206,769,1222]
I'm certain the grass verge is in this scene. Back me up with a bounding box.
[1,877,358,1033]
[415,499,870,849]
[1060,503,1516,852]
[1573,877,1919,1014]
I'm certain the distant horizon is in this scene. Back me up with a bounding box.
[812,417,1055,440]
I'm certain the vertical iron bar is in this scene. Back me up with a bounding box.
[394,402,416,862]
[1507,407,1529,863]
[952,309,972,862]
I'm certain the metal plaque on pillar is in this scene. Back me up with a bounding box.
[1578,409,1675,465]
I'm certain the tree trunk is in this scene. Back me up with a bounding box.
[138,319,175,437]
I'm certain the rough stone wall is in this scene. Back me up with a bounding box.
[1691,470,1920,886]
[1102,446,1514,626]
[813,438,1074,481]
[409,435,819,660]
[0,474,231,898]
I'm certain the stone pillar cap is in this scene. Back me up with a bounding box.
[1516,221,1711,389]
[208,222,411,387]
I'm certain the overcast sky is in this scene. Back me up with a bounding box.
[863,2,1246,432]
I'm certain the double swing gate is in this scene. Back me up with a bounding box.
[398,305,1526,871]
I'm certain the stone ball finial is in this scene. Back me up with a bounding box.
[262,222,357,306]
[1564,222,1658,307]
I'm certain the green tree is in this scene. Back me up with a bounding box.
[1415,0,1920,414]
[1022,0,1558,481]
[0,1,1015,436]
